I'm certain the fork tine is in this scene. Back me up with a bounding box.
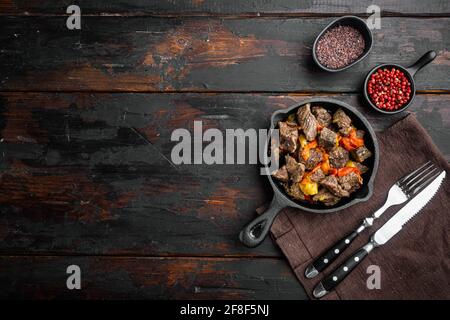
[397,161,431,186]
[403,166,438,195]
[408,169,442,197]
[402,163,436,190]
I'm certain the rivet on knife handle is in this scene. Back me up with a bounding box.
[305,230,359,278]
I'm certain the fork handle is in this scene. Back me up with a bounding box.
[305,230,359,278]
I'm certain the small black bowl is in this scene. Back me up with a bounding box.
[364,51,437,114]
[313,16,373,72]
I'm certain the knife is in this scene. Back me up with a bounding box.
[313,170,446,298]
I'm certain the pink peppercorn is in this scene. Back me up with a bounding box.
[367,67,411,111]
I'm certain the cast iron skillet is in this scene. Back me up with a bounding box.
[239,98,379,247]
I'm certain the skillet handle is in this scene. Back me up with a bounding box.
[406,50,436,77]
[239,195,284,247]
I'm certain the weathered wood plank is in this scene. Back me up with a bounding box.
[1,0,449,16]
[1,17,449,92]
[0,92,448,256]
[0,256,307,299]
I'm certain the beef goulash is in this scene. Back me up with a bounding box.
[271,103,372,206]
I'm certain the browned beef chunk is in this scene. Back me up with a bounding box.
[297,103,318,141]
[354,162,369,174]
[272,165,289,182]
[329,146,349,168]
[318,127,337,151]
[338,172,362,194]
[312,106,332,127]
[313,188,341,206]
[333,108,352,136]
[351,146,372,162]
[279,121,298,153]
[310,168,325,182]
[285,155,305,183]
[284,183,306,201]
[300,148,323,170]
[320,175,350,197]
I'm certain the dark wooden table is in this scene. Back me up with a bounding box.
[0,1,449,299]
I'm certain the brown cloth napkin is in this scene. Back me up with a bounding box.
[268,113,450,299]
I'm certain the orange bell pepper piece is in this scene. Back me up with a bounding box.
[301,140,318,160]
[336,167,361,177]
[339,129,364,151]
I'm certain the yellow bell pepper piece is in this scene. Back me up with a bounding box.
[300,178,318,196]
[299,134,308,149]
[345,160,356,168]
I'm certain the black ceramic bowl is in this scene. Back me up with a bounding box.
[364,51,437,114]
[239,98,379,247]
[313,16,373,72]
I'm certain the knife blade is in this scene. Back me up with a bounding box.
[313,170,446,298]
[373,170,446,246]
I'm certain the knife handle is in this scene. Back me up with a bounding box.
[312,242,374,299]
[305,230,359,278]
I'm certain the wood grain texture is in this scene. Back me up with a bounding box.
[1,92,448,257]
[0,256,307,299]
[1,17,449,92]
[1,2,449,301]
[1,0,449,16]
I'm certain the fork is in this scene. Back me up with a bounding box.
[305,161,438,278]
